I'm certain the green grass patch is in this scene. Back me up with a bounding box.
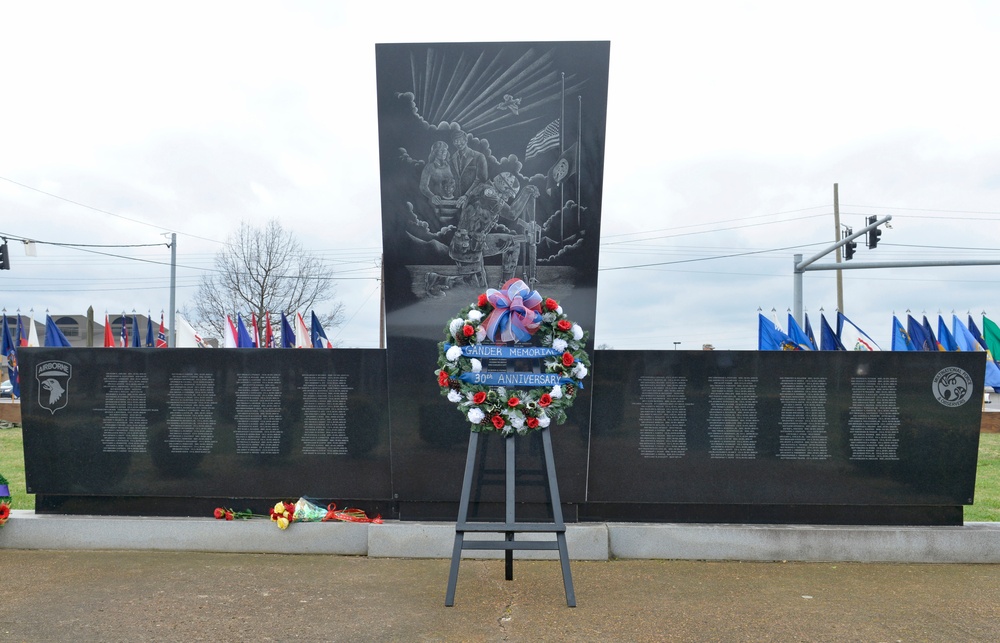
[0,426,34,510]
[965,433,1000,522]
[2,424,1000,521]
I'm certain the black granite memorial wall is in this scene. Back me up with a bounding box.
[18,348,986,525]
[20,348,392,516]
[585,350,985,525]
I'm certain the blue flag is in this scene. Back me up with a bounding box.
[936,316,958,351]
[803,313,818,350]
[131,313,141,347]
[45,315,72,347]
[907,315,932,351]
[819,313,845,350]
[236,314,255,348]
[891,316,915,351]
[969,315,988,351]
[953,315,980,352]
[758,314,798,350]
[786,314,815,350]
[281,313,295,348]
[145,315,155,347]
[953,315,1000,388]
[922,316,942,351]
[2,314,20,398]
[310,311,333,348]
[16,314,27,346]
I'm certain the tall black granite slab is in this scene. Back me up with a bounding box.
[19,348,391,502]
[376,42,610,509]
[588,350,985,508]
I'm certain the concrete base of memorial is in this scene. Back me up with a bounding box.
[2,511,999,563]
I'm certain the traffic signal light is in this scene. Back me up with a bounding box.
[867,215,882,249]
[0,243,9,270]
[843,227,856,260]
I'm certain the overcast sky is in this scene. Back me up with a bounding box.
[2,1,998,349]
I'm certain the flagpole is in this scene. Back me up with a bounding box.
[560,72,565,242]
[577,95,582,229]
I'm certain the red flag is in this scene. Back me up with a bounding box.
[103,315,115,347]
[156,313,168,348]
[264,312,275,348]
[250,313,260,348]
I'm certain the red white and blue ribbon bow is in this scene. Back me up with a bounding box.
[482,278,543,343]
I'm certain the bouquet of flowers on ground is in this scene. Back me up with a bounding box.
[212,507,254,521]
[270,501,296,530]
[0,472,11,527]
[209,497,382,528]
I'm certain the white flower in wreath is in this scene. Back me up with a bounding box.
[538,414,551,428]
[449,318,465,337]
[552,338,568,352]
[510,415,525,430]
[573,363,588,379]
[470,358,483,373]
[446,345,463,362]
[447,389,463,403]
[542,312,557,323]
[571,324,584,341]
[556,306,563,315]
[467,408,485,424]
[550,385,563,399]
[467,310,483,322]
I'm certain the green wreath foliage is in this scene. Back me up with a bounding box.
[435,289,590,436]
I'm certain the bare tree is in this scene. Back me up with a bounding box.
[192,220,345,344]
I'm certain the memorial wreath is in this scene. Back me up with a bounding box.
[436,278,590,436]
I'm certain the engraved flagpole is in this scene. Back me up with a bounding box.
[577,95,582,229]
[560,71,565,242]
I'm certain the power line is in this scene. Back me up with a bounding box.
[842,203,1000,216]
[0,175,225,244]
[600,242,827,271]
[600,213,830,245]
[600,204,830,240]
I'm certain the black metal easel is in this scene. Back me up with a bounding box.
[444,426,575,607]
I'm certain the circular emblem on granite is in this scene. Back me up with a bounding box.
[435,278,590,436]
[932,367,974,407]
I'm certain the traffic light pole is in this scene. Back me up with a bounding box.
[793,214,1000,326]
[792,215,890,324]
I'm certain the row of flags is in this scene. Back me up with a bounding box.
[758,311,878,352]
[2,312,80,398]
[1,310,336,399]
[104,312,170,348]
[759,311,1000,387]
[221,311,334,349]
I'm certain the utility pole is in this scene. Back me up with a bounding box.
[833,183,844,313]
[169,233,177,346]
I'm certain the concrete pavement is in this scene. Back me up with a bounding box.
[1,550,998,641]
